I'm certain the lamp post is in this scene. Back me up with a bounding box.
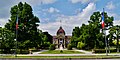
[116,25,119,52]
[0,27,3,50]
[14,39,17,57]
[108,38,110,53]
[0,38,1,48]
[103,27,108,56]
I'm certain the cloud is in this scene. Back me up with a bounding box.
[70,0,90,4]
[39,3,96,35]
[0,18,9,27]
[0,0,57,28]
[106,1,115,10]
[70,0,96,4]
[113,20,120,26]
[43,7,60,13]
[107,12,120,20]
[20,0,57,5]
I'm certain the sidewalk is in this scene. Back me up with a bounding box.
[20,53,120,56]
[72,48,92,54]
[1,49,120,56]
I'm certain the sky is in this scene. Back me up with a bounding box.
[0,0,120,35]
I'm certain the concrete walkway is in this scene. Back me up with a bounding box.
[27,50,48,55]
[33,50,48,54]
[26,49,93,56]
[1,49,120,56]
[72,48,92,54]
[23,49,120,56]
[21,53,120,56]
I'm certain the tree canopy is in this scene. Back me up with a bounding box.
[71,11,114,49]
[3,2,52,51]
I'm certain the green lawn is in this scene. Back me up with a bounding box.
[40,50,84,54]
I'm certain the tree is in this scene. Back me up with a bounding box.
[43,32,53,43]
[71,27,80,47]
[71,11,114,49]
[0,28,15,53]
[5,2,40,49]
[109,25,120,52]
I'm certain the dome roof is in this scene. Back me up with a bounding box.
[57,26,65,35]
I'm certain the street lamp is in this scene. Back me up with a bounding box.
[103,27,108,56]
[108,38,110,53]
[116,25,119,52]
[0,27,2,50]
[0,38,1,48]
[14,38,17,57]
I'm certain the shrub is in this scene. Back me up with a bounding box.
[67,44,72,50]
[77,42,85,49]
[93,49,117,53]
[0,49,29,54]
[60,50,63,53]
[49,44,55,50]
[43,42,51,49]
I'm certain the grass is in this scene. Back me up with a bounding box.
[0,55,120,59]
[39,50,84,54]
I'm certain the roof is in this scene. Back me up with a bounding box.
[57,26,65,35]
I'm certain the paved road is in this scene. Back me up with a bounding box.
[0,58,120,60]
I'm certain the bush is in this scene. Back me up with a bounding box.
[0,49,29,54]
[19,50,29,54]
[60,50,63,53]
[67,44,72,50]
[49,44,55,50]
[93,49,117,53]
[42,42,51,49]
[77,42,85,49]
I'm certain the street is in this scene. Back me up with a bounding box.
[0,58,120,60]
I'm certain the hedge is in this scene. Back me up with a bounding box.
[49,44,55,50]
[93,49,117,53]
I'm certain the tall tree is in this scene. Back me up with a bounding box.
[71,11,114,49]
[5,2,40,49]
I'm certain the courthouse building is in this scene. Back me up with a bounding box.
[52,26,71,49]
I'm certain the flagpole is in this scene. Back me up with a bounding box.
[15,12,18,57]
[102,8,108,56]
[15,23,18,57]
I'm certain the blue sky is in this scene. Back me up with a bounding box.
[0,0,120,35]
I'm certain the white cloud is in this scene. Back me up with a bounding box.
[106,1,115,10]
[70,0,96,4]
[43,7,60,13]
[113,20,120,26]
[70,0,90,4]
[0,0,57,28]
[19,0,56,5]
[0,18,9,27]
[107,12,120,20]
[39,3,96,35]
